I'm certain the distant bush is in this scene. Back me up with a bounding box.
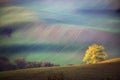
[0,56,16,71]
[15,57,26,69]
[0,56,60,72]
[25,61,42,68]
[41,61,60,67]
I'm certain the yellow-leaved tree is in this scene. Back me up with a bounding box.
[83,44,108,64]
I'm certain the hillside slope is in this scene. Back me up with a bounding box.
[0,58,120,80]
[99,58,120,64]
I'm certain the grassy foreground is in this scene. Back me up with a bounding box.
[0,58,120,80]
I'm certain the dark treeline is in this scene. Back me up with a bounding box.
[0,56,60,72]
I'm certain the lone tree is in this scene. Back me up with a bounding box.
[83,44,108,64]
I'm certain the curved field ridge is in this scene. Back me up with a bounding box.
[98,58,120,64]
[0,58,120,80]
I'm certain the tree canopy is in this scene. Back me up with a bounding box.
[83,44,108,64]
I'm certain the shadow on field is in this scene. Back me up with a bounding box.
[48,72,64,80]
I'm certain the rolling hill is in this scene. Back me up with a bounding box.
[0,58,120,80]
[98,58,120,64]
